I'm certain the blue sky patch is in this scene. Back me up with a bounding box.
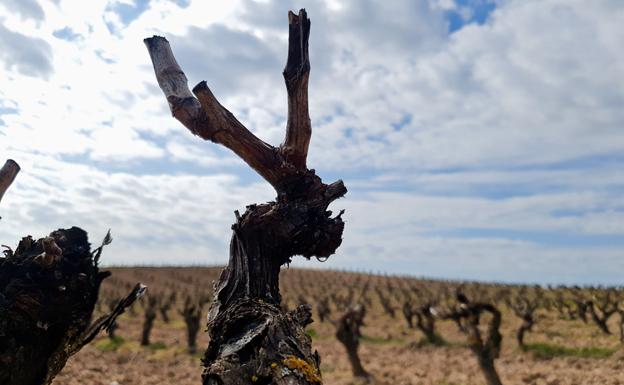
[392,114,412,131]
[52,27,82,41]
[429,227,624,247]
[0,106,18,126]
[172,0,191,8]
[106,0,151,26]
[446,0,497,33]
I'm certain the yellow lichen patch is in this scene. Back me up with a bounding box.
[251,375,258,382]
[271,363,278,369]
[282,355,321,383]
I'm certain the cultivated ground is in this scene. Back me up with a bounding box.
[52,267,624,385]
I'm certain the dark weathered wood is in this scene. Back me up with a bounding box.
[180,296,202,354]
[569,287,589,323]
[444,294,504,385]
[159,295,172,323]
[141,296,158,346]
[146,8,346,385]
[415,304,444,345]
[335,305,370,380]
[0,228,143,385]
[80,282,146,346]
[281,10,312,169]
[588,289,617,335]
[105,297,120,340]
[316,296,331,323]
[505,290,540,348]
[402,299,415,328]
[0,159,19,205]
[376,287,396,318]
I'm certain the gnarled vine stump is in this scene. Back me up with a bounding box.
[145,9,346,385]
[335,305,370,380]
[0,159,144,385]
[141,295,158,346]
[180,295,202,354]
[505,290,540,348]
[445,293,504,385]
[0,227,144,385]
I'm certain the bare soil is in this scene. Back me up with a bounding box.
[52,267,624,385]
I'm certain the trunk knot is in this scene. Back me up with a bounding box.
[289,304,313,327]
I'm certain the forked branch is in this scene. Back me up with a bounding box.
[144,37,281,186]
[145,10,346,385]
[145,10,314,191]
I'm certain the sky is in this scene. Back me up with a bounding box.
[0,0,622,285]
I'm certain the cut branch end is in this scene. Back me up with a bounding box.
[0,159,20,204]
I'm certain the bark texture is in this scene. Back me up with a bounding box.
[0,228,143,385]
[145,8,346,385]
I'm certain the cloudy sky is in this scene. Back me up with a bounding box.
[0,0,622,285]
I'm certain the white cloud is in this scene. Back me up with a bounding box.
[0,0,45,22]
[0,0,623,284]
[0,153,274,264]
[0,23,52,78]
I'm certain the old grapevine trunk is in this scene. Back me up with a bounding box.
[0,159,144,385]
[0,227,144,385]
[462,301,504,385]
[145,9,346,385]
[335,305,369,379]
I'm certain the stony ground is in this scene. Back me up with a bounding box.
[52,268,624,385]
